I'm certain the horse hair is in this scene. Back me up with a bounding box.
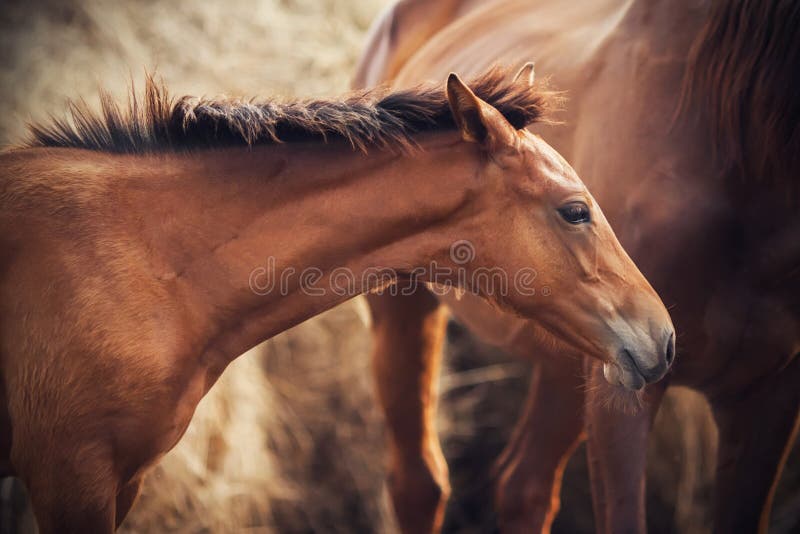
[24,67,553,154]
[681,0,800,193]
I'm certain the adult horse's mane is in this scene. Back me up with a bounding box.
[682,0,799,194]
[24,67,550,154]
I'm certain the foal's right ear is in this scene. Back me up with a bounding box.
[446,73,518,151]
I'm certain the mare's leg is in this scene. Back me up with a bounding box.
[368,289,450,534]
[710,356,800,534]
[583,359,668,534]
[0,377,11,478]
[494,355,585,534]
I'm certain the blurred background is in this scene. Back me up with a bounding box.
[0,0,797,532]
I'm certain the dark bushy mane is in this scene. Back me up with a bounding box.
[681,0,800,195]
[25,67,551,154]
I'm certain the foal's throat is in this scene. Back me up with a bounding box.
[132,135,478,360]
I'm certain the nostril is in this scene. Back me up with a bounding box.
[665,332,676,366]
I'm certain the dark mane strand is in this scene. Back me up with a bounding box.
[680,0,800,196]
[25,67,553,154]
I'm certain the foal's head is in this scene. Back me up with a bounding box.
[444,72,675,390]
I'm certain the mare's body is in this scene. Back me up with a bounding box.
[354,1,800,532]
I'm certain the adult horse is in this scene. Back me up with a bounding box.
[354,0,800,532]
[0,70,674,531]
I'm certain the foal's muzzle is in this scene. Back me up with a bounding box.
[604,330,676,390]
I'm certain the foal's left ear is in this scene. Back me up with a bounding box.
[446,73,518,152]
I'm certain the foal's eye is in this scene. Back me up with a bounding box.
[557,202,591,224]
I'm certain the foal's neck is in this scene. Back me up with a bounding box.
[125,135,478,364]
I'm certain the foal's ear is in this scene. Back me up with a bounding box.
[446,73,518,151]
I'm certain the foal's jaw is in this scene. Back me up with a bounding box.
[555,251,676,391]
[563,271,676,391]
[526,294,675,392]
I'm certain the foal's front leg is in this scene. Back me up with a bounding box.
[710,356,800,534]
[8,339,208,533]
[583,359,668,534]
[368,289,450,534]
[115,476,144,528]
[14,432,119,534]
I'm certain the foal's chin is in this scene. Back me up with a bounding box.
[603,361,647,391]
[591,369,647,415]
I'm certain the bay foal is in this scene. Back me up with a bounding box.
[0,70,673,532]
